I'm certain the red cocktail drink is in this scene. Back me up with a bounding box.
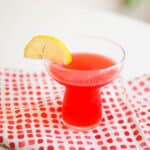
[45,36,125,129]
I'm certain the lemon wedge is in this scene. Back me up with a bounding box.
[24,35,72,65]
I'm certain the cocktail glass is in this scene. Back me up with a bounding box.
[45,35,125,130]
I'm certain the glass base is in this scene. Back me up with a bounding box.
[62,86,102,131]
[62,119,102,131]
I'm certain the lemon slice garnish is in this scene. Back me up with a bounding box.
[24,35,72,65]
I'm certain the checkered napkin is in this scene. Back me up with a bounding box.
[0,68,150,150]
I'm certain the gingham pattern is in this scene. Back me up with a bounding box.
[0,68,150,150]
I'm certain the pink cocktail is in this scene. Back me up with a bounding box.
[45,35,125,129]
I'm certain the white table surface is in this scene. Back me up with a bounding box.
[0,3,150,80]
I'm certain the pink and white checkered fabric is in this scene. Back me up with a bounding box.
[0,68,150,150]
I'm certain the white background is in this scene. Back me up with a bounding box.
[0,0,150,80]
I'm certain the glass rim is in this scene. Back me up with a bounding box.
[44,35,126,73]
